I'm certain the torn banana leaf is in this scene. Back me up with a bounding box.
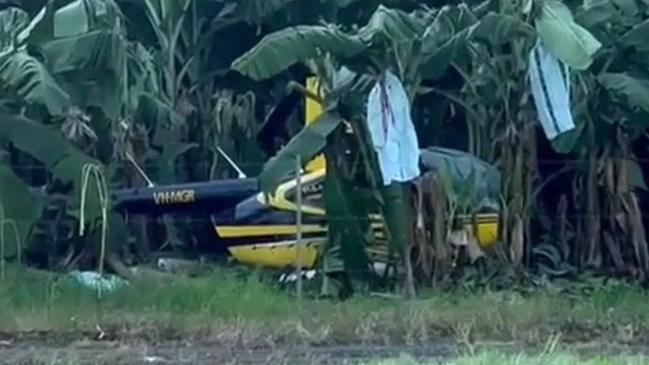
[0,112,102,221]
[535,0,601,70]
[259,111,342,193]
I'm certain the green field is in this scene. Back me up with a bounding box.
[3,266,649,364]
[1,265,648,351]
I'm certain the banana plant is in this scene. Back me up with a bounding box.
[131,0,300,180]
[429,0,603,270]
[541,0,649,278]
[0,0,177,264]
[231,4,532,294]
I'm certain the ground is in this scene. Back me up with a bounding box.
[1,266,649,364]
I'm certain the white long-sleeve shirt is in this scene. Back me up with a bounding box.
[529,41,575,140]
[366,71,421,186]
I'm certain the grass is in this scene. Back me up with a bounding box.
[1,264,649,351]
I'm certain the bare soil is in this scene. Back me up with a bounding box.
[0,338,457,365]
[2,332,649,365]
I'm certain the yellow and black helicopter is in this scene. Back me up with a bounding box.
[112,78,500,271]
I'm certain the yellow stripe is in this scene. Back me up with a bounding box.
[257,169,327,216]
[215,224,326,238]
[228,239,324,269]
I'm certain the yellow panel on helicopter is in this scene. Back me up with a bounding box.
[228,240,324,269]
[216,224,327,238]
[459,213,499,249]
[221,216,498,270]
[305,77,326,173]
[473,222,499,249]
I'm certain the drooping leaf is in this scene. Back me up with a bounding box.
[536,0,602,70]
[420,27,472,80]
[0,161,42,259]
[40,30,127,118]
[419,5,476,79]
[472,12,534,46]
[358,4,425,44]
[421,11,532,79]
[628,159,648,191]
[42,30,125,75]
[136,93,184,147]
[613,0,641,15]
[0,7,29,50]
[575,0,639,27]
[0,112,102,220]
[551,122,585,154]
[231,25,365,81]
[598,73,649,115]
[157,143,198,183]
[533,244,563,268]
[575,0,619,28]
[17,6,46,45]
[259,111,342,193]
[18,1,128,118]
[327,67,375,115]
[419,147,501,208]
[0,51,72,115]
[619,18,649,52]
[126,42,159,110]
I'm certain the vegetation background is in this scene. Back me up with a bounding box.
[2,2,649,360]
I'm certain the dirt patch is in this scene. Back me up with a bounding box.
[4,328,649,365]
[0,340,457,365]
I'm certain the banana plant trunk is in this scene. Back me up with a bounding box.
[381,183,416,299]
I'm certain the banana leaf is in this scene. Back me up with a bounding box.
[232,5,429,82]
[28,0,122,44]
[619,19,649,52]
[0,112,102,221]
[551,121,586,154]
[0,51,72,116]
[535,0,601,70]
[419,147,500,209]
[21,1,129,118]
[575,0,638,29]
[231,25,365,81]
[41,30,125,75]
[358,4,425,44]
[40,30,127,118]
[421,11,532,79]
[136,93,184,147]
[259,111,342,193]
[0,7,30,50]
[0,161,42,259]
[156,143,198,184]
[598,73,649,117]
[472,12,534,46]
[575,2,616,28]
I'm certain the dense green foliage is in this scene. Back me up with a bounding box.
[2,0,649,297]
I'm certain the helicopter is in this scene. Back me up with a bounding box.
[111,77,500,271]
